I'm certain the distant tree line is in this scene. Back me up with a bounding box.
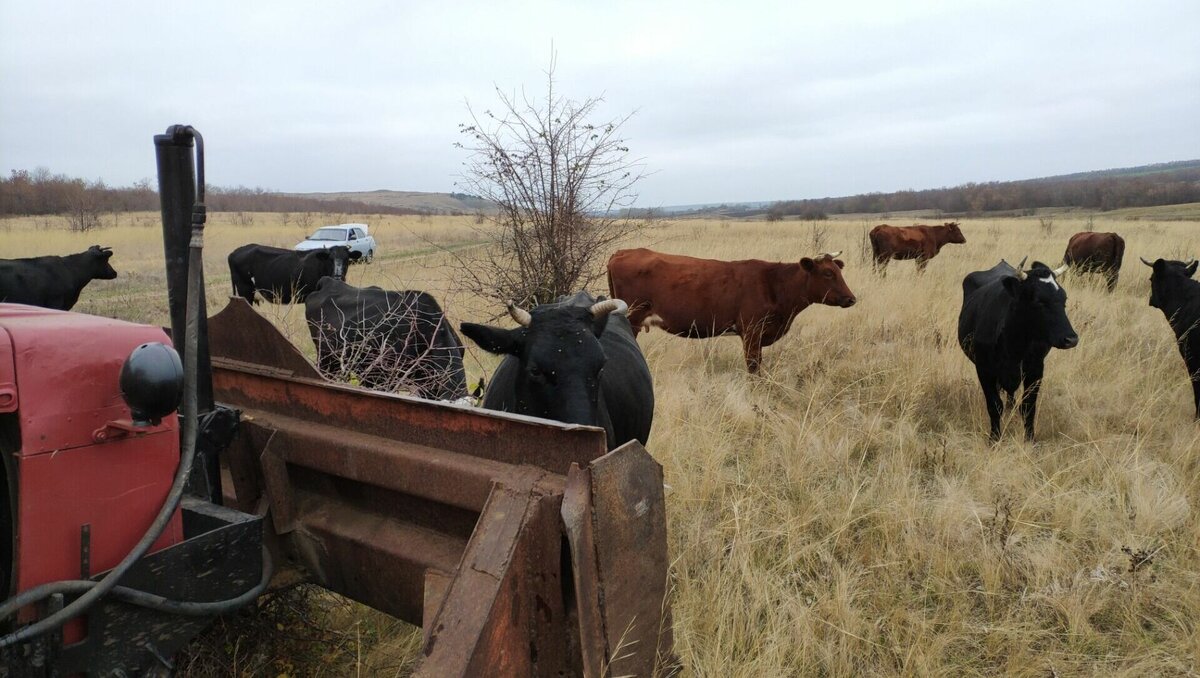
[0,168,436,218]
[766,160,1200,219]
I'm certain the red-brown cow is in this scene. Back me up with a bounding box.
[606,248,856,373]
[869,222,966,273]
[1063,231,1125,291]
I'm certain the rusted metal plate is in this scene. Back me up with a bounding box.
[587,441,674,677]
[418,481,575,677]
[208,297,321,379]
[213,365,607,476]
[208,298,608,476]
[562,463,607,678]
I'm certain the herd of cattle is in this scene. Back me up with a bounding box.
[0,222,1197,447]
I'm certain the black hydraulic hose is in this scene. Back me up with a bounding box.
[0,127,266,647]
[0,547,272,619]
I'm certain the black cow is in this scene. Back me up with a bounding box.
[1142,257,1200,418]
[460,291,654,451]
[958,258,1079,441]
[228,244,359,304]
[305,277,467,401]
[0,245,117,311]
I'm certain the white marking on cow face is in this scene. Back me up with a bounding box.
[1039,275,1059,291]
[643,313,664,330]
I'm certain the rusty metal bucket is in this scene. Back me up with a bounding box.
[208,298,674,676]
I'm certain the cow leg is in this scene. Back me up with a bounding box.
[976,365,1005,441]
[741,330,764,374]
[916,257,929,273]
[1019,362,1045,441]
[873,256,888,276]
[1192,377,1200,420]
[1105,269,1119,292]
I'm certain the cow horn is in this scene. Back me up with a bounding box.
[589,298,628,318]
[1140,257,1154,267]
[822,251,843,259]
[1015,256,1028,280]
[506,300,532,327]
[1052,263,1068,277]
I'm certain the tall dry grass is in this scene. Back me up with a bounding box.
[3,212,1198,676]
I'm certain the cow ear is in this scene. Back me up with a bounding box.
[834,259,845,269]
[800,257,815,271]
[1002,276,1021,297]
[1187,261,1199,277]
[460,323,524,356]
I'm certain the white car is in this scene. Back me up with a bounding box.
[295,223,377,263]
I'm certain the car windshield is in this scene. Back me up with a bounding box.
[310,228,346,241]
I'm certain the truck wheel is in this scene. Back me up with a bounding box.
[365,249,374,264]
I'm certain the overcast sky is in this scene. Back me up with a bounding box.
[2,0,1197,207]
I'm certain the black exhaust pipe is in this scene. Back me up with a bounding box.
[154,125,221,501]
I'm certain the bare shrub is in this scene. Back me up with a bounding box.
[451,57,646,306]
[281,211,292,229]
[809,221,828,253]
[65,199,102,232]
[295,212,314,232]
[1038,215,1055,235]
[232,211,255,227]
[1085,214,1095,232]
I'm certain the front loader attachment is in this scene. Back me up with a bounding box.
[208,299,674,676]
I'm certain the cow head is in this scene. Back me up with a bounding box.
[801,251,856,307]
[315,245,360,280]
[460,298,628,433]
[86,245,118,280]
[1002,260,1078,349]
[943,222,966,244]
[1141,257,1198,310]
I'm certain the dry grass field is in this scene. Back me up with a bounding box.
[3,211,1199,676]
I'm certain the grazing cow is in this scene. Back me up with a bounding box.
[0,245,117,311]
[1141,257,1200,418]
[958,258,1078,441]
[460,292,653,451]
[606,248,856,373]
[227,244,359,304]
[869,222,966,272]
[305,277,467,401]
[1063,231,1125,291]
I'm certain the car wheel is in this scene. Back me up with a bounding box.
[365,249,374,264]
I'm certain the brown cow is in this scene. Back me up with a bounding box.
[1063,231,1125,291]
[606,248,856,373]
[869,222,966,273]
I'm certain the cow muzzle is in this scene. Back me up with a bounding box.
[839,296,857,308]
[1056,334,1079,350]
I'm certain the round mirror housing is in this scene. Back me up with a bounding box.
[119,342,183,426]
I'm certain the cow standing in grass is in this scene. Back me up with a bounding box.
[606,248,856,373]
[869,222,966,273]
[1142,257,1200,418]
[227,244,358,304]
[958,258,1078,441]
[0,245,117,311]
[1063,231,1125,291]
